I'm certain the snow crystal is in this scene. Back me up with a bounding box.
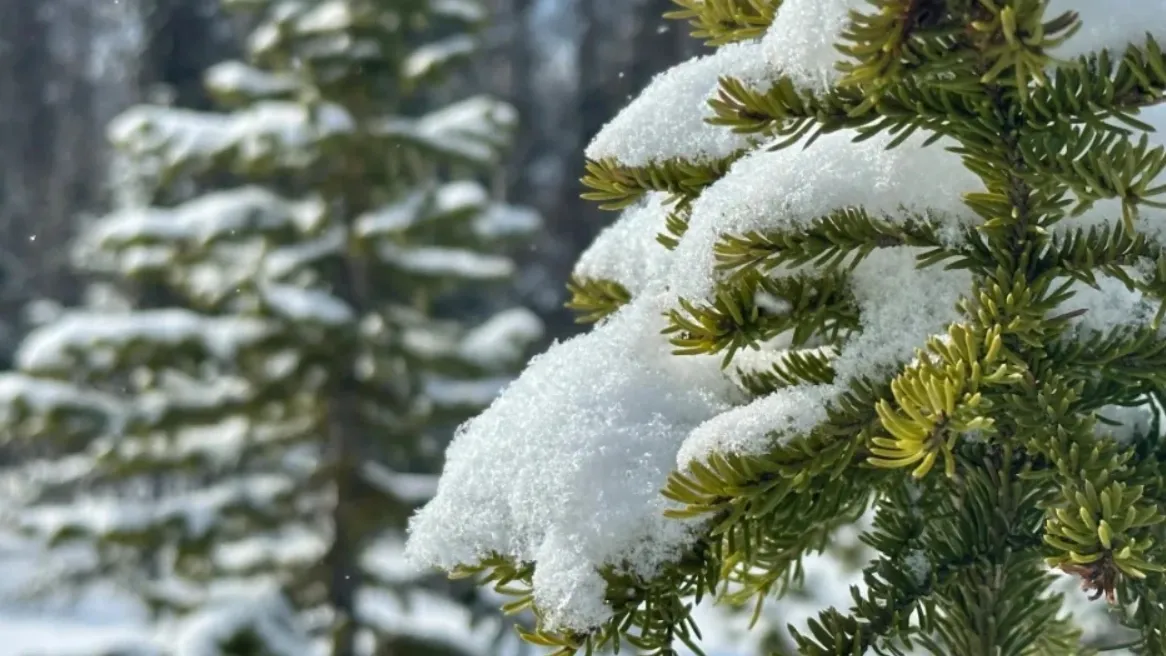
[585,40,771,168]
[261,284,355,325]
[16,310,270,375]
[831,247,970,383]
[458,308,544,370]
[677,384,836,468]
[671,130,981,301]
[573,193,677,294]
[377,244,514,280]
[761,0,865,92]
[406,291,738,631]
[1048,0,1166,61]
[405,35,477,80]
[204,61,298,99]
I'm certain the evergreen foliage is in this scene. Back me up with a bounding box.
[409,1,1166,654]
[0,0,542,654]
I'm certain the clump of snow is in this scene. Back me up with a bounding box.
[458,308,545,369]
[762,0,865,92]
[406,290,740,631]
[671,130,981,301]
[585,40,773,168]
[1093,402,1158,444]
[1048,0,1166,61]
[903,549,931,586]
[573,193,677,294]
[830,247,969,383]
[1057,275,1155,336]
[677,384,835,467]
[678,248,967,466]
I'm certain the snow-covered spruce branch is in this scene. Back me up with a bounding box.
[409,1,1166,655]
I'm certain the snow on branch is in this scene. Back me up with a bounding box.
[87,187,321,252]
[429,0,486,23]
[0,374,123,426]
[407,292,739,630]
[377,96,517,165]
[572,193,676,295]
[16,310,271,375]
[759,0,865,92]
[585,40,773,168]
[21,475,295,543]
[108,102,354,175]
[376,244,514,281]
[260,284,356,326]
[671,129,982,301]
[204,61,299,102]
[405,35,478,81]
[1048,0,1166,61]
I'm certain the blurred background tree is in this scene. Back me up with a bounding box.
[0,0,543,653]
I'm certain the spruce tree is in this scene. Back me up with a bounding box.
[0,0,542,654]
[408,1,1166,654]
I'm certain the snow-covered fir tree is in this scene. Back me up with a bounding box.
[0,0,543,654]
[408,1,1166,654]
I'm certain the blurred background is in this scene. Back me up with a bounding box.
[0,0,732,655]
[0,0,702,353]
